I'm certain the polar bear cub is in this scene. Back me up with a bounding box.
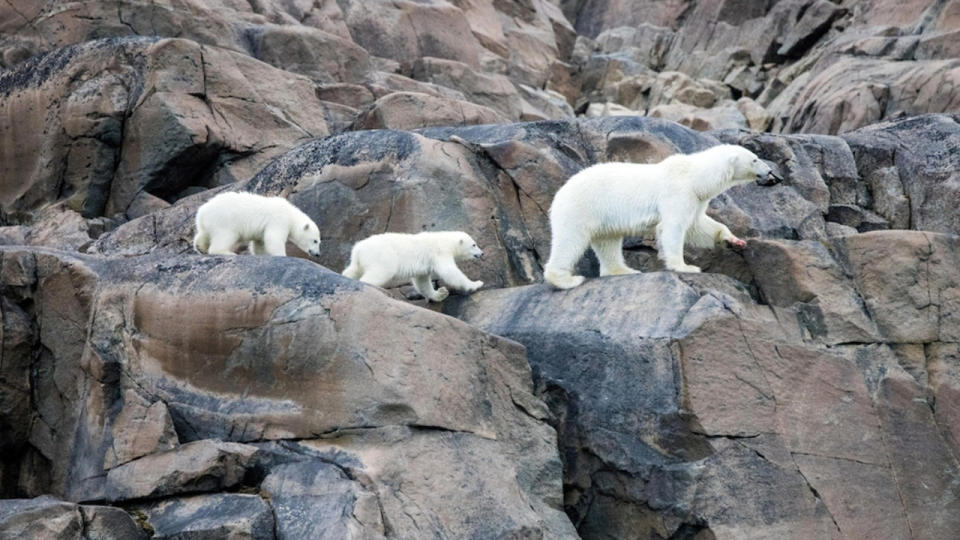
[544,144,782,289]
[342,231,484,302]
[193,191,321,257]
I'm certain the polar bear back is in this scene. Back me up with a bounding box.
[550,150,722,234]
[196,191,304,241]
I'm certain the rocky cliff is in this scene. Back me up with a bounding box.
[1,1,959,539]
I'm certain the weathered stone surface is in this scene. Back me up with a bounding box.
[353,91,508,130]
[0,496,143,539]
[0,246,575,537]
[105,440,259,502]
[843,114,960,236]
[840,231,960,343]
[104,389,179,469]
[0,37,333,221]
[137,494,274,540]
[445,248,960,538]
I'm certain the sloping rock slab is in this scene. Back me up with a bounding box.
[445,231,960,538]
[0,246,575,537]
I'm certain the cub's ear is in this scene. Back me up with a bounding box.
[459,238,465,245]
[303,223,310,231]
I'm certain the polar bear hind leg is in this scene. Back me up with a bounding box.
[544,227,591,289]
[342,258,362,279]
[591,236,639,276]
[193,226,211,254]
[357,266,397,287]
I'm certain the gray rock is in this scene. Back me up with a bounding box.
[0,496,144,539]
[137,494,274,540]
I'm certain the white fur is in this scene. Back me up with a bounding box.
[342,231,484,302]
[193,192,321,257]
[543,144,775,289]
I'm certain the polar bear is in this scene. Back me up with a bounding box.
[193,191,321,257]
[544,144,782,289]
[342,231,484,302]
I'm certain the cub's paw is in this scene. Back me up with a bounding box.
[465,280,484,293]
[727,236,747,249]
[673,264,702,273]
[432,287,450,302]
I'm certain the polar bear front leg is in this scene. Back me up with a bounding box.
[591,237,640,276]
[262,227,289,256]
[412,275,449,302]
[435,258,483,293]
[657,217,701,273]
[689,213,744,249]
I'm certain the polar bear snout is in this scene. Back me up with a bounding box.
[755,166,783,186]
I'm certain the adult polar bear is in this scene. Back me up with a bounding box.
[544,144,782,289]
[194,191,322,257]
[343,231,484,302]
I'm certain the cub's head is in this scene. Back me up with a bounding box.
[454,232,484,261]
[727,146,782,187]
[291,220,322,257]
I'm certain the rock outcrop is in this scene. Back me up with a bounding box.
[1,1,959,538]
[445,230,960,538]
[0,247,575,538]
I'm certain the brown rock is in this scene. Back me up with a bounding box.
[104,390,179,469]
[105,440,259,502]
[744,238,880,344]
[840,231,960,343]
[316,83,376,110]
[649,101,748,131]
[413,56,522,119]
[0,37,333,220]
[0,246,575,536]
[353,91,509,130]
[338,0,482,71]
[246,23,372,84]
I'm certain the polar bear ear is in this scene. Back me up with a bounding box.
[303,223,310,231]
[459,238,465,245]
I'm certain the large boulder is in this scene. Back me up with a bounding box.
[445,230,960,539]
[0,246,576,537]
[0,37,335,222]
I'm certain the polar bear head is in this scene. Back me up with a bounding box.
[290,219,322,257]
[453,232,484,261]
[725,145,783,186]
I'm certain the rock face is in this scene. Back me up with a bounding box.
[445,230,960,539]
[567,0,960,134]
[2,1,960,538]
[0,246,575,538]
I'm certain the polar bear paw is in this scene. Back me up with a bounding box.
[727,236,747,249]
[465,280,484,293]
[671,263,702,273]
[544,268,587,289]
[431,287,450,302]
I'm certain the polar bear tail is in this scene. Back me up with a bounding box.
[342,257,362,280]
[193,225,211,254]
